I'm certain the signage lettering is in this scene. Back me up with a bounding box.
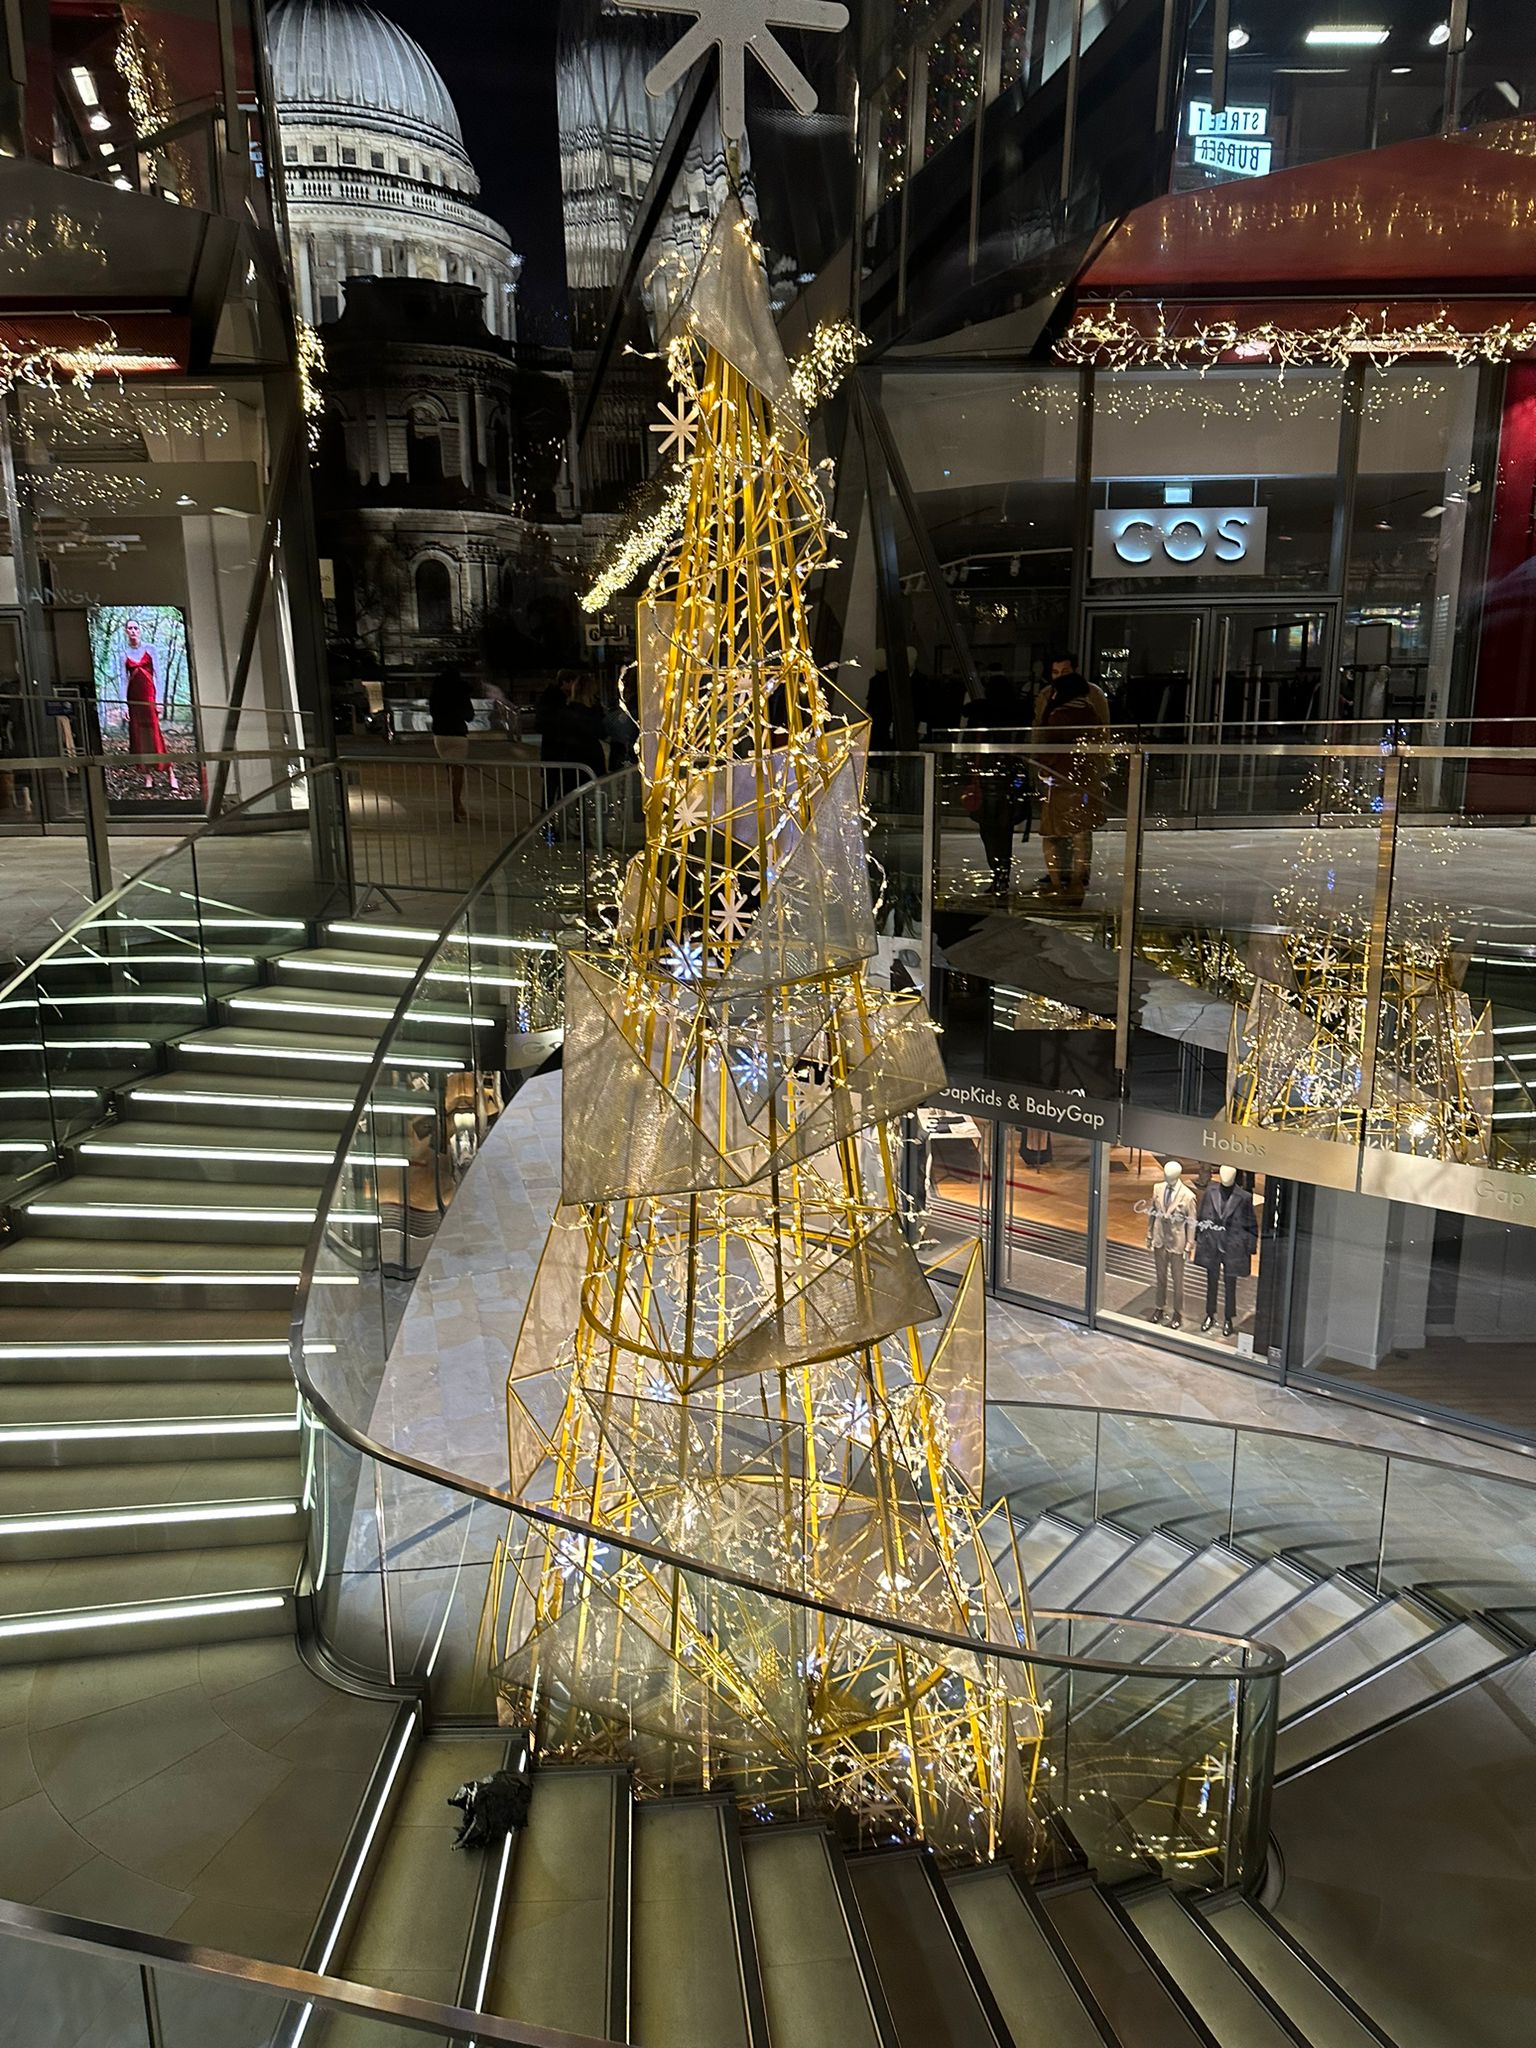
[1187,99,1269,138]
[1091,506,1268,580]
[1192,135,1273,177]
[932,1083,1117,1137]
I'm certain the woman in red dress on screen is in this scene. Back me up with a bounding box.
[122,619,170,791]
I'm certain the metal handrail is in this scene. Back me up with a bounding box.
[0,1895,625,2048]
[286,769,1284,1690]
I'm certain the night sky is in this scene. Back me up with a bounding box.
[381,0,568,342]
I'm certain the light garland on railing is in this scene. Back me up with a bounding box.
[1056,303,1536,373]
[580,318,865,614]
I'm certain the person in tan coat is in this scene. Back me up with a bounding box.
[1030,655,1109,907]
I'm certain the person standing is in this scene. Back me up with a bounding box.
[564,672,609,782]
[429,661,476,822]
[536,669,578,805]
[1030,652,1108,907]
[963,670,1026,897]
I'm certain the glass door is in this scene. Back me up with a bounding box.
[998,1118,1093,1317]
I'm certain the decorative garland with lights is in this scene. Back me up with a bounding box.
[580,316,865,613]
[296,320,325,450]
[1057,303,1536,374]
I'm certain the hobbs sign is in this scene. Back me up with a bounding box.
[1091,506,1268,580]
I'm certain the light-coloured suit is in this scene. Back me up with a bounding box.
[1146,1178,1196,1315]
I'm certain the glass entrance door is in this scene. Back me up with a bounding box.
[1086,602,1334,812]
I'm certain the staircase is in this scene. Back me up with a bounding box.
[0,915,473,1661]
[316,1739,1416,2048]
[1004,1507,1520,1782]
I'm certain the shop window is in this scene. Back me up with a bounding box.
[415,558,453,637]
[1101,1152,1272,1355]
[914,1109,994,1277]
[1001,1122,1092,1317]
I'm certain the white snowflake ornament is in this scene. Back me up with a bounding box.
[649,394,699,463]
[616,0,849,142]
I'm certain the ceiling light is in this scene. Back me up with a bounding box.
[112,176,131,190]
[1305,25,1389,45]
[1391,65,1411,73]
[70,65,99,107]
[88,111,110,132]
[1422,504,1445,519]
[1429,20,1451,43]
[1227,26,1250,48]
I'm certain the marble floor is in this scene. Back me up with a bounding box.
[371,1072,1536,1497]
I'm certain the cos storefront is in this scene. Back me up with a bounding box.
[911,1080,1536,1449]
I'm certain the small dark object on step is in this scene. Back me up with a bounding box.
[448,1768,532,1850]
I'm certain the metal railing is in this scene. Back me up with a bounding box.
[0,1893,627,2048]
[339,755,598,896]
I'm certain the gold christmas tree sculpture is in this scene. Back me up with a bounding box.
[486,204,1039,1859]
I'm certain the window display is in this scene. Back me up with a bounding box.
[915,1106,993,1274]
[1099,1147,1269,1357]
[89,604,203,814]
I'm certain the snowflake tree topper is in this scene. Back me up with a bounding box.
[615,0,849,142]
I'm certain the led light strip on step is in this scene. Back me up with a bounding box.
[45,955,258,969]
[0,1039,152,1052]
[127,1087,418,1113]
[226,994,495,1027]
[0,1591,288,1641]
[185,1042,465,1069]
[0,1498,300,1535]
[0,1341,335,1360]
[0,1415,299,1444]
[326,921,557,952]
[81,916,306,932]
[28,1202,333,1224]
[78,1139,409,1165]
[0,1269,360,1286]
[279,957,528,991]
[0,1089,102,1101]
[30,994,207,1007]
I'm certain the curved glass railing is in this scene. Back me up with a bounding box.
[288,767,1282,1893]
[0,754,340,1205]
[986,1398,1536,1644]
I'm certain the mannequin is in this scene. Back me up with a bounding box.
[1145,1159,1197,1329]
[1195,1165,1259,1336]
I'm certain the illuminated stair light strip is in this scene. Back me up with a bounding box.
[226,994,495,1027]
[0,1039,152,1052]
[29,1202,328,1223]
[185,1043,465,1069]
[0,1499,301,1535]
[0,1415,299,1444]
[34,994,207,1007]
[78,1140,409,1165]
[326,920,556,952]
[82,915,306,932]
[45,955,258,969]
[0,1089,102,1101]
[128,1087,415,1113]
[0,1342,335,1360]
[0,1270,360,1286]
[0,1591,288,1640]
[280,958,528,991]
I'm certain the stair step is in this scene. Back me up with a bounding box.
[119,1070,426,1128]
[0,1387,296,1463]
[275,946,524,993]
[1254,1576,1377,1665]
[41,948,260,979]
[173,1024,467,1074]
[1197,1899,1389,2048]
[631,1799,762,2048]
[0,1237,323,1306]
[1280,1596,1441,1722]
[1013,1511,1084,1584]
[1131,1546,1251,1625]
[945,1865,1110,2048]
[0,1550,298,1662]
[1035,1523,1138,1609]
[1275,1619,1512,1774]
[1124,1888,1298,2047]
[741,1827,888,2048]
[0,1306,304,1382]
[329,1732,507,2021]
[69,1118,386,1183]
[846,1849,1007,2048]
[1192,1559,1314,1636]
[1040,1884,1212,2048]
[15,1175,324,1241]
[486,1764,629,2042]
[221,987,486,1033]
[0,1459,300,1554]
[1073,1533,1197,1617]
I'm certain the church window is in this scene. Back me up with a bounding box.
[406,405,444,486]
[341,147,357,165]
[491,416,512,499]
[371,151,385,169]
[312,144,327,163]
[397,156,410,174]
[283,145,298,163]
[415,558,453,637]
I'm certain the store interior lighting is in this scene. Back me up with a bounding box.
[1305,25,1390,44]
[69,65,99,106]
[1227,26,1250,48]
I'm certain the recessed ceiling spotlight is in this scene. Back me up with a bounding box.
[1429,20,1451,43]
[1228,26,1250,48]
[88,111,109,132]
[1305,25,1390,45]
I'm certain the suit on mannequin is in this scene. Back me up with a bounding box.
[1195,1166,1259,1336]
[1145,1160,1197,1328]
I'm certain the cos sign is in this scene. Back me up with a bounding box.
[1092,506,1267,579]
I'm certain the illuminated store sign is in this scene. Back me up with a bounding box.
[1187,99,1273,178]
[1091,506,1268,579]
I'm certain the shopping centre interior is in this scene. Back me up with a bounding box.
[2,3,1536,2046]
